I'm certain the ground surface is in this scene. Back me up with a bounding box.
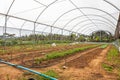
[0,45,118,80]
[40,45,117,80]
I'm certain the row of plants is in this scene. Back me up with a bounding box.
[0,42,68,55]
[0,39,72,46]
[34,44,100,64]
[99,44,108,49]
[102,45,120,79]
[0,40,18,46]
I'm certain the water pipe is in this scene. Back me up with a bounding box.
[0,60,58,80]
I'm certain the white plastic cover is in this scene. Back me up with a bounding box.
[0,0,120,36]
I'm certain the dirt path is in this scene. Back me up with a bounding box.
[0,64,23,80]
[42,46,117,80]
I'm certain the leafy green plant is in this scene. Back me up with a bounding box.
[34,58,45,64]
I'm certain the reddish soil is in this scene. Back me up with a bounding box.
[42,45,118,80]
[21,45,99,68]
[0,44,117,80]
[0,64,23,80]
[9,44,92,64]
[1,44,88,60]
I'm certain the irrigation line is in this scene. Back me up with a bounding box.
[0,60,58,80]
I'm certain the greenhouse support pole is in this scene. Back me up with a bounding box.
[0,60,58,80]
[51,26,53,40]
[61,29,63,40]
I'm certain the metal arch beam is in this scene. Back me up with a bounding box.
[52,7,117,27]
[83,29,113,36]
[81,26,113,35]
[88,30,113,37]
[89,30,112,36]
[63,14,116,30]
[70,20,97,32]
[79,26,98,35]
[34,0,58,36]
[70,18,115,31]
[103,0,120,11]
[70,19,115,35]
[34,0,58,23]
[77,25,113,35]
[82,29,99,35]
[69,0,99,34]
[0,13,77,34]
[4,0,16,36]
[56,19,115,35]
[76,22,114,33]
[55,14,116,34]
[0,25,50,35]
[77,23,114,34]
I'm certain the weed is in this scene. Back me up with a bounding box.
[102,63,113,72]
[34,70,59,80]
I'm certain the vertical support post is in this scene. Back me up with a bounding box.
[3,15,7,54]
[100,31,102,42]
[33,22,36,45]
[50,26,53,40]
[115,14,120,39]
[115,13,120,51]
[61,29,63,40]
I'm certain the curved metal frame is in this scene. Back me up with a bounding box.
[55,14,116,34]
[2,0,119,37]
[4,0,15,36]
[34,0,59,36]
[70,18,115,31]
[103,0,120,11]
[76,22,114,34]
[89,30,112,36]
[63,14,116,30]
[34,0,58,23]
[81,25,113,35]
[78,23,114,33]
[52,7,117,27]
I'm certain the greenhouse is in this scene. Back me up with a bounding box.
[0,0,120,80]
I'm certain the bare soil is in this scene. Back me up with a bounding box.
[0,64,23,80]
[0,45,118,80]
[43,45,118,80]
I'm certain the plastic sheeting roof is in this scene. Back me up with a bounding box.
[0,0,120,36]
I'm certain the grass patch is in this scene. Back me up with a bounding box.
[107,46,119,61]
[102,63,113,72]
[35,70,59,80]
[102,45,120,79]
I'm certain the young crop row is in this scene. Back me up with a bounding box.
[0,43,68,55]
[100,44,108,49]
[34,44,100,64]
